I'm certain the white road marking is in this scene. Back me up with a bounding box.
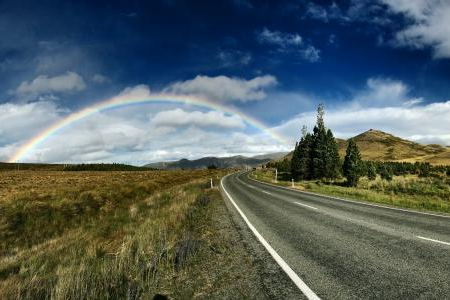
[221,175,321,300]
[295,202,318,210]
[261,190,272,195]
[417,236,450,246]
[247,174,450,219]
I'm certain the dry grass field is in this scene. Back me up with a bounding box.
[0,169,264,299]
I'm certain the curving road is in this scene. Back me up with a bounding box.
[221,172,450,299]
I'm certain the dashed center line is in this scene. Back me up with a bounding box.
[417,236,450,246]
[261,190,272,195]
[294,202,318,210]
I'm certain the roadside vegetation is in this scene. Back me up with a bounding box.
[264,104,450,214]
[0,169,264,299]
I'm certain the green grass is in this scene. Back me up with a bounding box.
[253,169,450,214]
[0,170,263,299]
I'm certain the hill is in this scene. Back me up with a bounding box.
[282,129,450,165]
[145,153,287,170]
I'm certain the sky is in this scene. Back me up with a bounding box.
[1,0,450,164]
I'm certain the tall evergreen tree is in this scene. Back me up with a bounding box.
[291,104,341,181]
[311,104,328,179]
[367,161,377,180]
[298,133,313,179]
[323,129,341,180]
[291,126,312,179]
[291,141,301,178]
[343,139,362,187]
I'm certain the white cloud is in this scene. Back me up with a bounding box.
[164,75,277,102]
[257,28,321,62]
[151,108,245,129]
[12,71,86,96]
[117,84,152,98]
[0,101,61,145]
[352,77,416,107]
[380,0,450,58]
[258,28,303,47]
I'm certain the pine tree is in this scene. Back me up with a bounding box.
[343,139,362,187]
[310,104,340,180]
[311,104,327,179]
[367,161,377,180]
[291,141,301,178]
[323,129,341,180]
[299,133,313,179]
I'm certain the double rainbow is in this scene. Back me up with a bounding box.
[9,93,289,163]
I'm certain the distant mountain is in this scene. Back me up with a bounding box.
[337,129,450,164]
[282,129,450,165]
[145,153,288,170]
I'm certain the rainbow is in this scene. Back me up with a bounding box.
[9,93,289,163]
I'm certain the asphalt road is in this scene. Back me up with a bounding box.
[221,172,450,300]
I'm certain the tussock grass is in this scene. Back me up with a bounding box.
[254,169,450,213]
[0,169,262,299]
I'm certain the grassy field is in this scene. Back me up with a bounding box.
[253,169,450,214]
[0,169,264,299]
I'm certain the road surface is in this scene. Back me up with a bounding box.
[221,172,450,299]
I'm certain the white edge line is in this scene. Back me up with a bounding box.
[295,202,318,210]
[417,236,450,246]
[247,174,450,219]
[221,174,321,300]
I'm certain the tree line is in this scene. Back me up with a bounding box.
[266,104,450,187]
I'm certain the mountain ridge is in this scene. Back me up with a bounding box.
[145,152,288,169]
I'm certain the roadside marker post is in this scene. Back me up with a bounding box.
[275,168,278,183]
[210,178,213,188]
[292,179,294,187]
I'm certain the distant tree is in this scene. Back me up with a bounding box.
[367,161,377,180]
[418,163,431,177]
[207,164,218,169]
[343,139,362,187]
[379,164,393,181]
[446,168,450,177]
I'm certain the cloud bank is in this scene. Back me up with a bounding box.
[12,71,86,97]
[164,74,277,102]
[381,0,450,58]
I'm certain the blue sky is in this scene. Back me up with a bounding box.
[1,0,450,164]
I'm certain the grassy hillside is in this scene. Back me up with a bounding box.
[283,129,450,165]
[0,170,264,299]
[337,129,450,164]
